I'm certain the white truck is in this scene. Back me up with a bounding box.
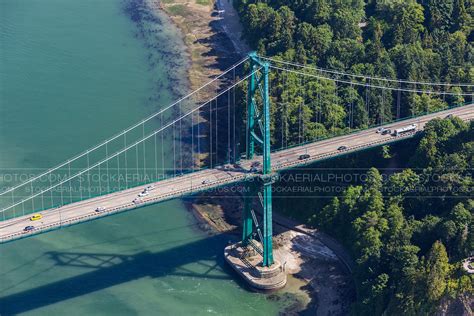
[392,124,418,136]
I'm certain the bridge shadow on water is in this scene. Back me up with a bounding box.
[0,232,248,315]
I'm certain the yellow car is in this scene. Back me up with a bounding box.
[30,213,42,221]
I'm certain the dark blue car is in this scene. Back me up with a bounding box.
[23,225,34,232]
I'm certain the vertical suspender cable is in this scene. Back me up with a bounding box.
[397,81,401,119]
[197,106,201,169]
[98,159,102,196]
[179,102,183,173]
[173,121,176,176]
[191,109,194,172]
[298,75,302,144]
[60,180,64,207]
[106,142,110,193]
[283,68,287,147]
[228,89,230,163]
[161,111,165,179]
[49,174,53,207]
[154,132,158,181]
[210,101,213,168]
[142,122,146,182]
[87,151,91,196]
[41,187,45,211]
[302,72,305,143]
[10,191,14,218]
[79,161,83,201]
[117,154,121,191]
[124,134,128,189]
[136,143,139,184]
[68,162,72,203]
[233,68,236,162]
[30,182,34,211]
[215,98,218,165]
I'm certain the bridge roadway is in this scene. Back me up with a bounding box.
[1,104,473,243]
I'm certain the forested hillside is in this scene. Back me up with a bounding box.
[234,0,472,148]
[233,0,474,314]
[235,0,472,82]
[310,118,473,314]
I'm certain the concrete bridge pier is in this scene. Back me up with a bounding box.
[224,241,287,291]
[224,175,287,291]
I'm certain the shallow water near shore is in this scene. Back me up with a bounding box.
[0,0,282,314]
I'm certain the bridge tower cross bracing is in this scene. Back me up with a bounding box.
[242,52,274,267]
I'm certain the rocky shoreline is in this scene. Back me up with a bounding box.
[123,0,190,100]
[183,186,355,315]
[148,0,245,95]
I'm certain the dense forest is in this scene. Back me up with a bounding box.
[310,118,473,314]
[232,0,474,314]
[235,0,472,81]
[234,0,473,149]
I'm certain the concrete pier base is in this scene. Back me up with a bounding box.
[224,241,287,291]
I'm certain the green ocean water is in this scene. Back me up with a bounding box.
[0,0,281,314]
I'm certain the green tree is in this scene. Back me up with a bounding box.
[411,93,448,116]
[449,86,465,106]
[295,23,332,63]
[392,1,426,45]
[425,241,450,302]
[330,8,363,40]
[427,0,455,31]
[387,169,420,200]
[312,197,339,229]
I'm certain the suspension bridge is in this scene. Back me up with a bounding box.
[1,53,473,288]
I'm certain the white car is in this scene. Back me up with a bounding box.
[376,127,386,134]
[202,179,211,184]
[95,206,105,212]
[145,185,155,191]
[138,191,149,197]
[133,198,143,204]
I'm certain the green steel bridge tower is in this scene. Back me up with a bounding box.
[242,52,275,267]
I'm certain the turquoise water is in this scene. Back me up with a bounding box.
[0,0,281,314]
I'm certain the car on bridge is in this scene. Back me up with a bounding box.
[202,179,211,184]
[145,185,155,191]
[95,206,105,212]
[251,161,261,167]
[30,213,42,221]
[299,154,310,160]
[222,164,232,171]
[133,198,143,204]
[23,225,34,232]
[338,145,348,151]
[376,127,387,134]
[381,129,391,135]
[138,191,149,197]
[250,166,260,172]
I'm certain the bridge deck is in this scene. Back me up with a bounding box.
[1,104,473,243]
